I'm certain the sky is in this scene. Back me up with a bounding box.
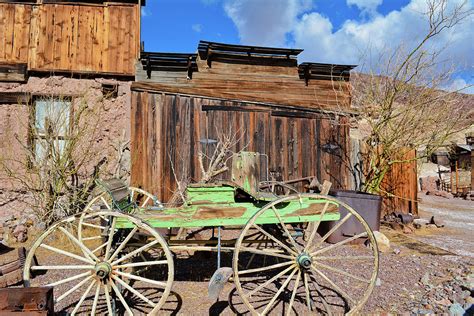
[141,0,474,93]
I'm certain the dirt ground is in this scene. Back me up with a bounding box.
[1,193,472,314]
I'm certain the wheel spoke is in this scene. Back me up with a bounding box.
[112,275,156,308]
[100,196,112,210]
[39,244,94,264]
[111,239,160,265]
[56,275,93,303]
[71,279,96,315]
[310,213,353,251]
[314,255,373,261]
[110,279,133,315]
[46,271,91,287]
[115,260,168,269]
[253,224,298,256]
[311,232,368,256]
[104,284,113,315]
[239,260,293,276]
[311,264,355,306]
[105,217,117,260]
[59,227,99,262]
[245,264,296,298]
[261,268,297,315]
[239,247,294,260]
[303,272,312,311]
[81,222,107,230]
[108,227,138,262]
[271,206,301,252]
[114,270,168,288]
[141,196,151,208]
[91,283,101,315]
[304,202,330,251]
[314,262,370,284]
[285,270,301,316]
[31,265,94,270]
[92,241,108,254]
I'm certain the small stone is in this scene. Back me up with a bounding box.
[393,248,401,255]
[376,278,382,286]
[448,303,464,316]
[373,231,391,253]
[421,272,431,286]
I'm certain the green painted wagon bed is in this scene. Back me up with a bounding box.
[23,152,379,315]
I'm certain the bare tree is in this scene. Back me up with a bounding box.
[350,0,473,193]
[0,94,118,225]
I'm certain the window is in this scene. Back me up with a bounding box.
[31,97,72,162]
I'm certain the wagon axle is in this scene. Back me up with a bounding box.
[94,262,112,280]
[296,253,312,270]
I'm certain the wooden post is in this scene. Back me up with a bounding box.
[450,169,454,193]
[455,161,459,195]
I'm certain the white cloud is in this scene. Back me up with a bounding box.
[346,0,382,15]
[223,0,473,80]
[224,0,312,46]
[141,7,152,17]
[192,24,203,33]
[446,78,474,94]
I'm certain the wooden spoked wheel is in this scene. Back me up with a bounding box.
[232,194,379,315]
[23,211,174,315]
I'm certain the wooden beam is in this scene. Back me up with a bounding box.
[0,63,28,83]
[0,92,31,104]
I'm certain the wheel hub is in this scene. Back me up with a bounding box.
[297,253,312,270]
[94,262,112,280]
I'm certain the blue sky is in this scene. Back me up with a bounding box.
[141,0,473,92]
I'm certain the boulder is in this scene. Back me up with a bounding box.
[373,231,391,253]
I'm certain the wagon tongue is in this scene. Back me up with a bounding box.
[208,267,233,300]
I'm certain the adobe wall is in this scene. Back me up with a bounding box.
[0,76,131,218]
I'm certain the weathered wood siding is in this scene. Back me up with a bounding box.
[0,4,32,63]
[131,91,350,202]
[381,150,418,215]
[133,58,352,111]
[0,3,139,75]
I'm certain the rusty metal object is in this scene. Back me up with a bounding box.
[0,287,53,315]
[0,247,28,288]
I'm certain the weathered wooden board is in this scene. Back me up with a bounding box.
[0,2,139,75]
[0,4,32,64]
[130,91,351,202]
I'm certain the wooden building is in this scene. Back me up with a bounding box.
[131,41,356,202]
[0,0,141,81]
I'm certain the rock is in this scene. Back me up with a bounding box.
[373,231,391,253]
[448,303,465,315]
[420,176,439,191]
[426,190,454,199]
[393,248,401,255]
[421,272,431,286]
[414,218,430,226]
[12,224,28,242]
[402,224,414,234]
[376,278,382,286]
[390,222,403,231]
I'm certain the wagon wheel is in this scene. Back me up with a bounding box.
[259,181,300,196]
[232,193,379,315]
[23,211,174,315]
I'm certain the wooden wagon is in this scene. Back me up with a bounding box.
[23,152,379,315]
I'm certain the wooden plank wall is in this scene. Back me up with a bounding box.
[131,91,350,202]
[0,4,32,63]
[0,3,139,75]
[133,57,352,112]
[381,150,418,215]
[28,3,139,74]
